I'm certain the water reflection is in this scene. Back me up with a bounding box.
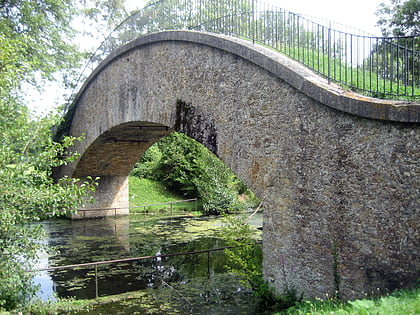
[33,248,56,301]
[35,212,262,302]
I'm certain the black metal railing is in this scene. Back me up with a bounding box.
[76,198,198,219]
[37,242,262,299]
[64,0,419,116]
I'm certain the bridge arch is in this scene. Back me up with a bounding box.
[57,31,419,300]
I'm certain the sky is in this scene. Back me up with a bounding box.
[126,0,384,35]
[29,0,384,115]
[265,0,383,35]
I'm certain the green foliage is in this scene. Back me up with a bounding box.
[200,178,242,215]
[0,0,83,90]
[253,278,303,312]
[220,212,303,312]
[376,0,420,37]
[131,132,256,214]
[0,0,125,310]
[130,145,162,179]
[221,213,262,287]
[283,287,420,315]
[80,0,127,32]
[154,132,203,196]
[0,111,98,310]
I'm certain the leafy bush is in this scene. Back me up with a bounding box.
[0,115,98,310]
[131,145,162,179]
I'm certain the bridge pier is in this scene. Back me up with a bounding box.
[72,176,129,219]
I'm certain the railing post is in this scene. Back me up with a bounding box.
[252,0,255,44]
[327,22,331,84]
[199,0,202,30]
[297,14,300,61]
[95,264,99,299]
[207,251,210,279]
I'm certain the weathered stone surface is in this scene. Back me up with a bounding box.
[57,31,419,300]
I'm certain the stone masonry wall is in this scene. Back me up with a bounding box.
[60,31,419,299]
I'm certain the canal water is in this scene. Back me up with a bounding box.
[34,211,263,314]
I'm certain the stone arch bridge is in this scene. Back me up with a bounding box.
[55,31,419,300]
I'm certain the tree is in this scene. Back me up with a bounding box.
[0,112,98,310]
[76,0,129,67]
[0,0,132,310]
[376,0,420,37]
[371,0,420,96]
[0,0,84,92]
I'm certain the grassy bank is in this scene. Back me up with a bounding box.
[8,287,418,314]
[128,177,201,214]
[279,287,419,315]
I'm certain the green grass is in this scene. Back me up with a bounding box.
[12,287,418,314]
[255,40,420,101]
[278,287,419,315]
[128,176,201,214]
[283,46,420,100]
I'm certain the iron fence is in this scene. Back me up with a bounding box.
[76,198,198,219]
[64,0,419,117]
[37,242,262,299]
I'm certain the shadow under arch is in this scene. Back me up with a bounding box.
[70,121,173,218]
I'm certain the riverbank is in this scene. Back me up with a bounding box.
[280,287,419,315]
[6,286,418,314]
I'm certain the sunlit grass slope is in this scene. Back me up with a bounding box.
[128,177,199,213]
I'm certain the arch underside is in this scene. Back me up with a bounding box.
[73,121,172,178]
[59,31,419,300]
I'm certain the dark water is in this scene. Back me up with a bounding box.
[34,212,262,314]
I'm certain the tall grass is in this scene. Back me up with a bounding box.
[279,287,419,315]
